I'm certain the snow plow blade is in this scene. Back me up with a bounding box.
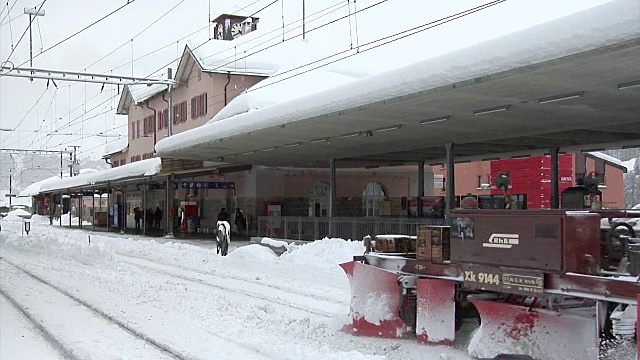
[468,296,598,360]
[416,278,456,345]
[339,261,408,338]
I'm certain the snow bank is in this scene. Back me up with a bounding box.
[260,237,289,248]
[279,238,365,271]
[3,209,31,220]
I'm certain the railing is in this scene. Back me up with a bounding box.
[257,216,449,241]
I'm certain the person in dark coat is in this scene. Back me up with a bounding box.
[217,208,229,222]
[134,207,141,229]
[154,207,163,229]
[234,207,245,236]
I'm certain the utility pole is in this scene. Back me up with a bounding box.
[9,170,12,208]
[23,6,46,81]
[302,0,306,40]
[66,145,80,176]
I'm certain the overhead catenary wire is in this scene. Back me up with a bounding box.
[2,0,46,65]
[18,0,137,67]
[0,0,18,26]
[84,0,186,71]
[17,0,503,159]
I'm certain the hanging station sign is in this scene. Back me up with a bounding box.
[180,181,235,190]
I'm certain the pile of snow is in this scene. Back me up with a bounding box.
[260,237,289,248]
[279,238,365,271]
[226,244,279,264]
[2,209,31,221]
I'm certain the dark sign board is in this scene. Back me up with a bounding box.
[181,181,235,190]
[461,263,544,296]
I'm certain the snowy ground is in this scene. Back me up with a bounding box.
[0,211,474,360]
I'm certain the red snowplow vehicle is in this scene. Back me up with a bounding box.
[341,209,640,359]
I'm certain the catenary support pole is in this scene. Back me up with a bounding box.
[550,147,560,209]
[106,184,111,232]
[445,143,456,218]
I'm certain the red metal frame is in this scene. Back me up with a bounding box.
[416,278,455,345]
[340,261,409,338]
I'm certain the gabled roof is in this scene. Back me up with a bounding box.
[116,84,168,115]
[174,41,276,85]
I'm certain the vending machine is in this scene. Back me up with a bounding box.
[407,197,420,217]
[420,196,445,218]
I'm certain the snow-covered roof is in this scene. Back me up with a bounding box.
[587,152,627,171]
[32,158,162,194]
[156,0,640,156]
[622,158,637,173]
[187,34,279,77]
[103,137,129,158]
[19,169,100,197]
[129,84,167,104]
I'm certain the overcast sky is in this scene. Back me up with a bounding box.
[0,0,612,161]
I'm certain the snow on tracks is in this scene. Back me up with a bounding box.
[0,258,181,360]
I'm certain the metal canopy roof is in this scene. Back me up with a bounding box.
[159,39,640,168]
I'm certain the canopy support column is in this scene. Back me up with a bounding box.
[418,160,425,197]
[329,158,337,237]
[445,143,456,218]
[166,175,174,237]
[92,188,95,232]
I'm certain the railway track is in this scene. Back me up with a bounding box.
[0,258,185,360]
[119,255,338,318]
[117,252,348,307]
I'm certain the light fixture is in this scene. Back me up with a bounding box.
[538,91,584,104]
[262,146,277,152]
[226,154,236,158]
[420,116,450,125]
[340,132,361,139]
[363,130,374,137]
[284,142,302,148]
[376,125,402,132]
[310,138,329,144]
[482,157,500,161]
[473,105,510,115]
[617,80,640,90]
[580,148,605,153]
[511,155,530,159]
[216,157,224,161]
[242,150,256,155]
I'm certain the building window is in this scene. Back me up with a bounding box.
[433,174,444,190]
[190,93,208,119]
[130,123,135,140]
[136,120,140,138]
[173,101,187,124]
[142,115,155,135]
[158,109,168,130]
[362,182,386,217]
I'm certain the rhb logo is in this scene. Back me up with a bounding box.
[483,233,519,249]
